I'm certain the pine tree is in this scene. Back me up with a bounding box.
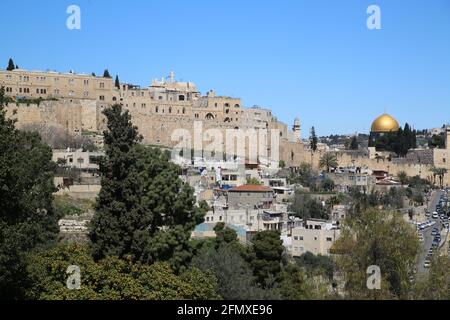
[103,69,111,78]
[6,58,15,71]
[309,126,318,152]
[115,75,120,89]
[349,136,358,150]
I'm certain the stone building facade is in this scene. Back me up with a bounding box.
[0,68,304,164]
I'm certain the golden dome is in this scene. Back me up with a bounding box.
[371,113,400,133]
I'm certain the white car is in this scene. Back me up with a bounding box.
[423,260,431,268]
[432,212,439,219]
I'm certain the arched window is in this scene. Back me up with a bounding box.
[224,117,231,123]
[182,107,186,114]
[205,113,214,120]
[169,107,172,114]
[234,104,240,108]
[155,106,159,113]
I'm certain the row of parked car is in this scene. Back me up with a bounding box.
[423,189,449,269]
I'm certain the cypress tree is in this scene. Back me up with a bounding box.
[115,75,120,89]
[309,126,318,152]
[103,69,111,78]
[6,58,15,71]
[90,104,206,270]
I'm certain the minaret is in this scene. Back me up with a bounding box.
[293,118,301,141]
[446,126,450,150]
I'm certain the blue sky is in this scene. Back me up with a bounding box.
[1,0,449,137]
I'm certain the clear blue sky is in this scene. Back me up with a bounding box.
[1,0,449,137]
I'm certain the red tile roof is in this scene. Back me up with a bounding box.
[229,185,273,192]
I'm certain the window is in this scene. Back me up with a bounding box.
[99,82,105,89]
[99,95,105,101]
[299,236,304,241]
[294,236,298,240]
[326,237,333,242]
[155,106,159,113]
[179,95,185,101]
[182,107,186,114]
[84,79,89,86]
[68,78,74,85]
[83,91,89,97]
[169,107,172,113]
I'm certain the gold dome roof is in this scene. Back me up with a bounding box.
[371,113,400,133]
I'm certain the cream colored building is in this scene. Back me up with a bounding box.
[291,219,341,256]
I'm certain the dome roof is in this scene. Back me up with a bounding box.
[371,113,400,133]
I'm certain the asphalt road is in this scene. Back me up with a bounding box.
[417,190,443,275]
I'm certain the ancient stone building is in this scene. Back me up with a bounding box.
[0,68,305,164]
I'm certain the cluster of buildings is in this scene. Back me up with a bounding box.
[2,65,450,257]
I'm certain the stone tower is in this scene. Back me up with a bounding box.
[446,126,450,150]
[293,118,301,141]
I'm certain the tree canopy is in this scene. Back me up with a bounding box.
[0,86,60,298]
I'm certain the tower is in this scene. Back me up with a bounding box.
[446,126,450,150]
[293,118,301,141]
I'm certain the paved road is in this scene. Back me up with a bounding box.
[417,190,443,275]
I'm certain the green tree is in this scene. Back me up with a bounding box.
[249,230,284,286]
[397,171,409,185]
[309,126,318,152]
[290,192,329,220]
[6,58,15,71]
[413,255,450,300]
[26,244,219,300]
[115,75,120,89]
[279,160,286,169]
[90,104,206,270]
[349,136,358,150]
[0,86,60,299]
[246,177,261,185]
[333,208,420,299]
[319,152,338,173]
[295,252,335,280]
[320,178,335,192]
[103,69,112,78]
[89,104,142,259]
